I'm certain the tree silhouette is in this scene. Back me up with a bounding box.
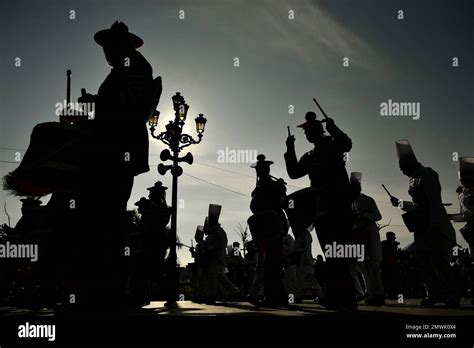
[234,223,250,256]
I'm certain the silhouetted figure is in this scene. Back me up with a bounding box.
[285,111,356,310]
[12,199,44,243]
[123,209,148,306]
[247,155,288,307]
[295,228,324,302]
[8,198,47,309]
[146,182,171,292]
[190,226,210,302]
[228,242,246,295]
[391,140,459,307]
[202,205,239,303]
[314,255,328,291]
[244,241,259,297]
[381,232,401,299]
[453,157,474,254]
[72,21,159,307]
[452,156,474,304]
[282,233,299,301]
[349,172,384,306]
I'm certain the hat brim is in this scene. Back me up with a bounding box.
[250,161,274,168]
[297,120,323,129]
[94,30,143,48]
[134,200,148,206]
[147,186,168,191]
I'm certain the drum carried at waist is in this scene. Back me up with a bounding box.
[284,187,325,231]
[247,210,287,244]
[3,122,92,197]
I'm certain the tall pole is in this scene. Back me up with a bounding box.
[66,69,71,113]
[149,92,207,305]
[169,149,179,303]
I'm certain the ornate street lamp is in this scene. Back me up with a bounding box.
[148,110,160,128]
[149,92,207,306]
[195,113,207,135]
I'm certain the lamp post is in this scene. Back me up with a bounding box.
[148,92,207,306]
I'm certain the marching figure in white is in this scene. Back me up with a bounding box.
[349,172,384,306]
[390,140,459,307]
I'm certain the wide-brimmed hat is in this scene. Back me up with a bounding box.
[147,181,168,192]
[134,197,150,207]
[250,154,273,169]
[94,21,143,48]
[297,111,323,130]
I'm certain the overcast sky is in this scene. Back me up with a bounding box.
[1,0,473,265]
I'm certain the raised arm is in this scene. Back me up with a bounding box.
[325,119,352,154]
[284,134,308,179]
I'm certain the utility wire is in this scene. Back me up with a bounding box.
[182,172,250,198]
[0,147,462,209]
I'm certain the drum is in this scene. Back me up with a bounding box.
[284,187,322,231]
[247,210,286,243]
[3,122,91,197]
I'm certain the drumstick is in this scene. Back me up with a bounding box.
[381,184,395,199]
[287,126,291,137]
[313,97,329,120]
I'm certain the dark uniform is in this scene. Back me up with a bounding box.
[76,22,156,306]
[284,112,355,309]
[146,182,171,292]
[248,155,288,307]
[394,140,459,306]
[381,232,401,299]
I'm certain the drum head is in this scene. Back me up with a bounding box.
[285,187,320,231]
[3,122,88,196]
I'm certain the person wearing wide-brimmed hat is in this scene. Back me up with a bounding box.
[390,140,460,307]
[284,111,356,310]
[147,181,168,202]
[9,198,44,245]
[247,154,288,307]
[73,21,160,307]
[146,181,171,290]
[146,181,171,228]
[79,21,157,178]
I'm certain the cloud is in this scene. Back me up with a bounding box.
[192,0,393,75]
